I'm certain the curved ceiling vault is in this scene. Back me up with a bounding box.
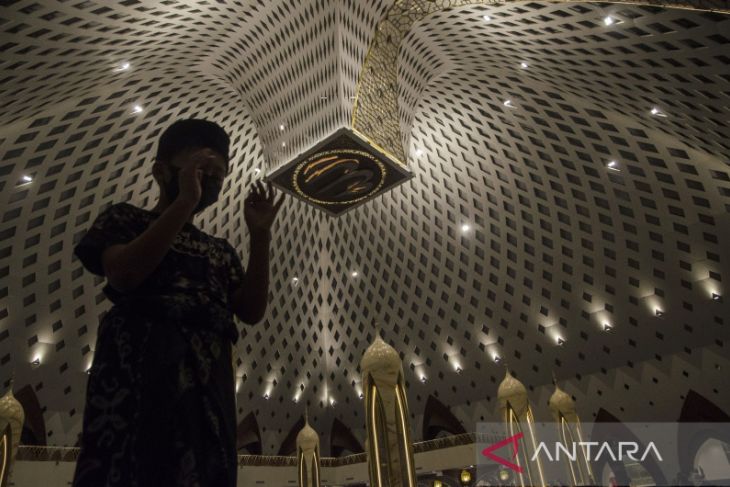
[0,0,729,454]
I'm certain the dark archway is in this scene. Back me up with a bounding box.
[15,384,46,446]
[422,394,466,441]
[330,417,363,457]
[236,412,262,455]
[592,408,667,487]
[277,415,305,456]
[677,390,730,483]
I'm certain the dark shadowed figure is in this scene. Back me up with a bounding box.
[71,119,284,487]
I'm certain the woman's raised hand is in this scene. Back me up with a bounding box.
[244,180,285,235]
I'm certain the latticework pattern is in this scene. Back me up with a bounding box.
[0,0,728,453]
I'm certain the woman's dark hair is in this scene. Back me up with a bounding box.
[155,119,230,165]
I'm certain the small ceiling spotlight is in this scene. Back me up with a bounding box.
[503,99,515,108]
[292,276,299,286]
[415,148,424,157]
[712,292,721,301]
[254,168,261,175]
[655,308,664,318]
[607,160,621,172]
[493,354,501,363]
[86,367,92,375]
[132,104,143,114]
[455,366,463,374]
[359,392,364,399]
[604,16,616,26]
[420,375,427,383]
[650,107,667,117]
[351,271,358,277]
[329,397,336,407]
[31,357,41,368]
[556,337,566,346]
[461,223,471,233]
[114,62,130,72]
[279,124,285,131]
[520,62,529,69]
[483,14,491,21]
[263,393,270,400]
[17,174,33,187]
[603,323,613,332]
[281,141,286,147]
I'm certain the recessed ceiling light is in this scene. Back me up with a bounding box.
[604,16,615,26]
[607,160,620,172]
[359,392,364,399]
[351,271,358,277]
[415,148,423,157]
[650,107,667,117]
[292,276,299,286]
[115,62,130,71]
[455,366,463,374]
[603,323,613,331]
[132,105,143,114]
[420,375,427,383]
[279,124,285,131]
[281,141,286,147]
[503,99,515,108]
[31,357,41,367]
[461,223,471,233]
[254,168,261,175]
[263,393,270,400]
[712,292,721,301]
[520,62,528,69]
[557,337,566,346]
[655,308,664,318]
[483,15,491,21]
[493,354,501,363]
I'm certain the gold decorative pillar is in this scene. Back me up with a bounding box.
[0,378,24,483]
[548,375,594,485]
[497,369,546,487]
[361,330,416,487]
[296,408,321,487]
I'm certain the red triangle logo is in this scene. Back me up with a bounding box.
[481,432,524,473]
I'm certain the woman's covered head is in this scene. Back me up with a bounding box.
[156,118,230,164]
[153,119,231,213]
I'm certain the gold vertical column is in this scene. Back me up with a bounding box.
[548,374,595,486]
[497,368,546,487]
[361,330,416,487]
[0,377,24,485]
[296,407,321,487]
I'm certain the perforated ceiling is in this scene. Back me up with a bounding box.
[1,0,729,454]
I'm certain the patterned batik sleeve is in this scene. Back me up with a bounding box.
[73,203,137,276]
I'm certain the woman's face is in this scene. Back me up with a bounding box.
[159,146,229,211]
[171,146,228,181]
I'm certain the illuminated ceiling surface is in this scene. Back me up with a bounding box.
[0,0,729,453]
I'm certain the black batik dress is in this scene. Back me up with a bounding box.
[71,202,245,487]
